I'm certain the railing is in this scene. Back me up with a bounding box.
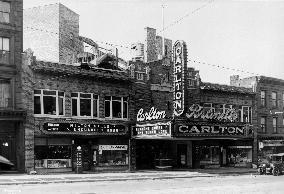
[0,50,10,64]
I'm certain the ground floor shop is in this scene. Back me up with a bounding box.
[258,139,284,162]
[0,118,25,172]
[34,122,130,173]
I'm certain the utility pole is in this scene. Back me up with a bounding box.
[162,2,165,57]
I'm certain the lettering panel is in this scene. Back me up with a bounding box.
[43,123,127,134]
[132,122,171,137]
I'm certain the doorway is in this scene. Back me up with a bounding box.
[177,144,187,168]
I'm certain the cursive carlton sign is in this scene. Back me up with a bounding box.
[173,40,186,117]
[137,107,166,122]
[177,124,251,136]
[186,104,238,122]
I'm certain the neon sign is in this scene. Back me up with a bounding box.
[186,104,238,122]
[173,40,186,116]
[137,107,166,122]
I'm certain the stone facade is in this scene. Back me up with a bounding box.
[0,0,27,172]
[24,3,83,64]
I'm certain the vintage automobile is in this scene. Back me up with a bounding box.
[258,153,284,176]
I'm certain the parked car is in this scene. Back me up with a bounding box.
[258,153,284,176]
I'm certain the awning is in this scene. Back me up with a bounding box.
[0,155,14,166]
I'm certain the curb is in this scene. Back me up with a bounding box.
[0,171,258,185]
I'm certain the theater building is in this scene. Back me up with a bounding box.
[130,40,257,170]
[22,50,133,173]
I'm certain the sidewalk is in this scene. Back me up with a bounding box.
[0,168,258,185]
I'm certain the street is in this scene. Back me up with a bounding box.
[0,174,283,194]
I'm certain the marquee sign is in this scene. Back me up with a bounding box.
[173,40,186,117]
[186,104,238,122]
[137,107,166,122]
[98,145,128,151]
[176,124,252,137]
[43,123,127,134]
[132,122,171,138]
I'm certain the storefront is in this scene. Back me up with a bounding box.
[34,122,129,173]
[258,139,284,162]
[174,120,254,168]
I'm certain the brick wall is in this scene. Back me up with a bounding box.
[24,4,59,62]
[59,4,83,64]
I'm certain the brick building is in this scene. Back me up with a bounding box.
[24,3,83,64]
[230,75,284,161]
[21,49,134,173]
[130,40,257,170]
[0,0,27,172]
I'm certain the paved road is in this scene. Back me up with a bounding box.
[0,174,283,194]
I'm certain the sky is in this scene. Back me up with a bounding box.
[23,0,284,85]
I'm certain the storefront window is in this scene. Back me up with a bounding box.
[0,79,11,108]
[227,146,252,167]
[35,145,72,168]
[97,145,128,166]
[199,146,220,166]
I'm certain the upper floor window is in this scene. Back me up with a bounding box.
[0,37,10,64]
[105,96,128,119]
[273,117,277,133]
[34,90,65,116]
[137,73,144,81]
[71,93,99,117]
[272,92,277,107]
[0,79,11,108]
[0,1,10,23]
[260,91,266,106]
[260,117,266,133]
[241,106,252,123]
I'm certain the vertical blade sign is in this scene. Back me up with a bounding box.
[173,40,185,117]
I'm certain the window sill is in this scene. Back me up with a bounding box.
[105,117,129,121]
[34,114,66,118]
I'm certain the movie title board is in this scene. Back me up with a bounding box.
[132,123,171,137]
[43,123,127,134]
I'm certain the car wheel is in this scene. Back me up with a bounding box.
[273,168,280,176]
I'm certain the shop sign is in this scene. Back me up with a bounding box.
[137,107,166,122]
[98,145,128,151]
[133,122,171,137]
[173,40,186,117]
[177,124,251,136]
[43,123,126,134]
[261,140,284,147]
[186,104,238,122]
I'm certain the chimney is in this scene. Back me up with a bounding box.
[230,75,240,86]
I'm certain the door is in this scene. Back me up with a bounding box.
[177,144,187,168]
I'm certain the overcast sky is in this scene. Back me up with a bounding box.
[23,0,284,85]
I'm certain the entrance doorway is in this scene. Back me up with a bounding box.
[177,144,187,168]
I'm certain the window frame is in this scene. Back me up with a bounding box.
[104,96,128,119]
[260,117,266,133]
[71,92,99,118]
[272,92,277,107]
[137,73,144,81]
[0,36,10,64]
[241,106,252,123]
[0,78,11,108]
[34,89,65,116]
[0,1,10,23]
[273,117,278,133]
[260,90,266,107]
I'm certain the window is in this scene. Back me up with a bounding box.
[34,90,65,116]
[0,37,10,64]
[71,93,99,117]
[0,1,10,23]
[272,92,277,107]
[188,79,195,87]
[273,117,277,133]
[0,79,11,108]
[260,117,266,133]
[260,91,266,106]
[241,106,252,123]
[137,73,144,81]
[105,96,128,119]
